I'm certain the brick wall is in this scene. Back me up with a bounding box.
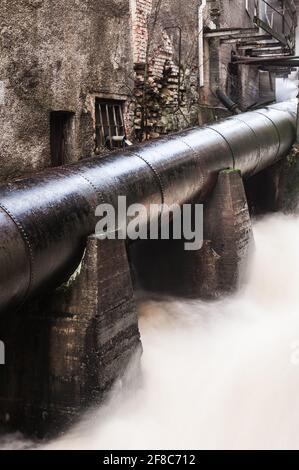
[131,0,152,63]
[131,0,200,141]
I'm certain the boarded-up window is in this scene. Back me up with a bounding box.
[95,99,125,151]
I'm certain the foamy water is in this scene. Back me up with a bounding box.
[276,76,298,102]
[2,213,299,450]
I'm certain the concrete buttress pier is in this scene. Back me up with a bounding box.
[203,169,254,295]
[0,236,141,437]
[130,169,254,299]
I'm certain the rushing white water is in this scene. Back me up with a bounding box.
[276,23,299,103]
[2,213,299,450]
[276,76,298,102]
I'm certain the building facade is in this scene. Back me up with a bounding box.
[0,0,296,183]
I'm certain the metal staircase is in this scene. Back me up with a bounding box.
[205,0,297,77]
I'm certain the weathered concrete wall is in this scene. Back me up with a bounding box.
[0,0,284,182]
[201,0,276,113]
[0,0,202,182]
[217,0,253,29]
[0,0,134,182]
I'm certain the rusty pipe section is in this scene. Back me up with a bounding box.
[0,101,296,314]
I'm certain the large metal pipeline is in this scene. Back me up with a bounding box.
[0,101,297,314]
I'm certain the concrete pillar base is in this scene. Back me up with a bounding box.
[0,236,141,437]
[204,169,254,295]
[243,154,299,216]
[130,169,253,299]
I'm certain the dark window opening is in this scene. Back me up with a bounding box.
[50,111,74,167]
[95,99,126,151]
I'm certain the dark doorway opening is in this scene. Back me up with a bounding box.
[50,111,74,167]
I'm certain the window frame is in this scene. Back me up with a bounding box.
[95,99,126,151]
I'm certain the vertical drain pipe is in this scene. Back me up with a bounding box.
[198,0,207,88]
